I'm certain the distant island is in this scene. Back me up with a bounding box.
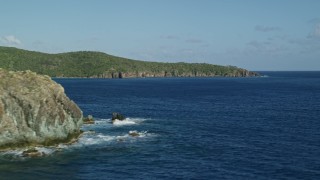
[0,46,259,78]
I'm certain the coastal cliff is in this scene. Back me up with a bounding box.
[0,69,83,149]
[93,67,258,78]
[0,46,260,78]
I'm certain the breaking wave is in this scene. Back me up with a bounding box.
[78,130,152,145]
[112,119,136,126]
[0,117,153,159]
[91,117,149,126]
[0,146,57,159]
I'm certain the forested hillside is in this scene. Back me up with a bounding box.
[0,46,259,78]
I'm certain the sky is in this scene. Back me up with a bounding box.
[0,0,319,71]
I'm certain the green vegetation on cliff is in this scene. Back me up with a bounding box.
[0,46,259,78]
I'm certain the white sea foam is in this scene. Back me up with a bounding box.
[75,130,153,146]
[34,147,55,155]
[83,117,149,126]
[93,118,111,124]
[0,146,56,158]
[0,130,155,159]
[68,133,117,148]
[75,135,114,146]
[112,117,148,126]
[116,130,153,141]
[0,149,23,157]
[113,119,136,126]
[128,130,148,137]
[96,134,117,142]
[0,117,152,158]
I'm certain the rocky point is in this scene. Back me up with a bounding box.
[0,69,83,149]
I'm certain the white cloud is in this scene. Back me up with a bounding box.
[186,38,203,44]
[255,25,281,32]
[0,35,22,46]
[308,23,320,38]
[308,18,320,24]
[161,35,180,40]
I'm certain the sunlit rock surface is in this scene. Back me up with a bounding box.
[0,69,83,149]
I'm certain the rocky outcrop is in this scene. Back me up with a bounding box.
[83,115,95,124]
[112,112,125,122]
[128,130,140,137]
[111,112,126,123]
[22,148,44,157]
[0,69,83,149]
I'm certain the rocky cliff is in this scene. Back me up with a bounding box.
[0,69,83,149]
[92,68,259,78]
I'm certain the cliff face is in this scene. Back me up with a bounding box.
[92,69,260,78]
[0,69,83,149]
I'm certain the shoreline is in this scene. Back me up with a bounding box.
[0,131,84,152]
[52,74,261,79]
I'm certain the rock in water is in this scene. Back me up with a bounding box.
[22,148,44,157]
[128,130,140,137]
[112,112,125,121]
[0,69,83,149]
[83,115,95,124]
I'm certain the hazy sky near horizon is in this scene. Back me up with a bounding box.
[0,0,319,70]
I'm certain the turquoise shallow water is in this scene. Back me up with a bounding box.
[1,72,320,179]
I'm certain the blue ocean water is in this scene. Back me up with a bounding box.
[1,71,320,179]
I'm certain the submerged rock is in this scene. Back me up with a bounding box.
[22,148,44,157]
[112,112,125,122]
[128,130,140,137]
[0,69,83,150]
[83,115,95,124]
